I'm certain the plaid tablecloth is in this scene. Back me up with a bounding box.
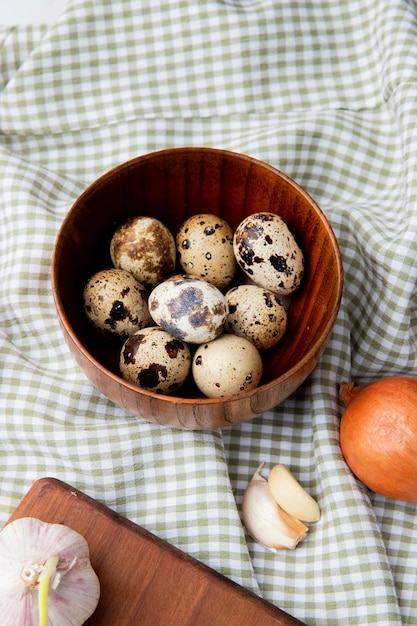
[1,1,417,624]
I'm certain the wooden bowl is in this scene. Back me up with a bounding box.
[52,148,343,429]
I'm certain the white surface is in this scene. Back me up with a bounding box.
[1,0,69,25]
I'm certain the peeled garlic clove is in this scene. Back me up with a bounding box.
[268,464,321,522]
[0,517,100,626]
[242,464,308,550]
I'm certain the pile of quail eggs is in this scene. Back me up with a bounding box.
[82,212,304,398]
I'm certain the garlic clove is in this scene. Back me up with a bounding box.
[267,464,321,522]
[242,463,309,550]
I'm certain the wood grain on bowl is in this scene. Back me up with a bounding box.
[52,148,343,429]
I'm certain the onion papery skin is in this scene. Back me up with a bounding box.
[339,377,417,502]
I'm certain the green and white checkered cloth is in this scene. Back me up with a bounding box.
[1,0,416,623]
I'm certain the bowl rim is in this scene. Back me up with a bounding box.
[52,147,344,407]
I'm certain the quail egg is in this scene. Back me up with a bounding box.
[192,334,263,398]
[176,214,237,288]
[233,212,304,295]
[110,216,176,289]
[148,274,228,344]
[83,268,152,340]
[225,284,287,350]
[119,326,191,394]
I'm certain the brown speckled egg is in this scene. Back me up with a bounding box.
[225,285,287,350]
[233,212,304,295]
[110,216,176,289]
[192,334,263,398]
[148,274,227,344]
[119,326,191,394]
[83,268,152,340]
[176,214,237,288]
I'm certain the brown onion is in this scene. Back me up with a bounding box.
[339,377,417,502]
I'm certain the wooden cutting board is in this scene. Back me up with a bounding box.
[7,477,306,625]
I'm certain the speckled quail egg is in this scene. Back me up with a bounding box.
[233,212,304,295]
[176,214,237,288]
[110,216,176,289]
[148,274,228,344]
[192,334,263,398]
[119,326,191,394]
[225,285,287,350]
[83,268,152,340]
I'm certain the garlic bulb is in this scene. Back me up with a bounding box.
[242,463,309,550]
[0,517,100,626]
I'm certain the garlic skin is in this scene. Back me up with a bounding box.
[242,464,308,550]
[0,517,100,626]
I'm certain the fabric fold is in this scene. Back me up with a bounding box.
[1,1,417,624]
